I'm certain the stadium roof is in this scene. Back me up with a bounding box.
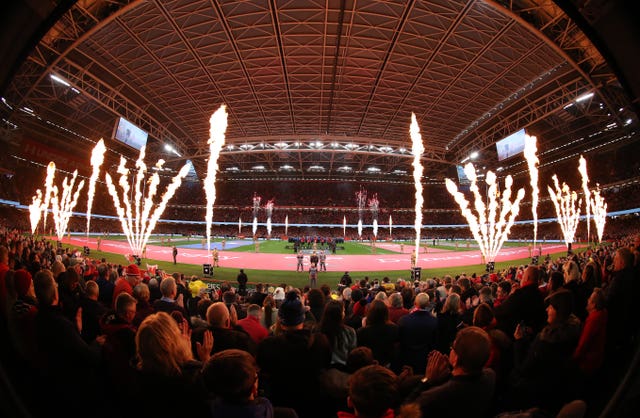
[1,0,638,183]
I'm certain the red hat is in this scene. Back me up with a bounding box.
[14,269,33,297]
[126,264,141,277]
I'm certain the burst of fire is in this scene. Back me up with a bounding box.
[50,170,85,241]
[105,146,190,255]
[590,185,607,243]
[369,194,379,238]
[343,215,347,238]
[578,156,591,241]
[547,175,582,247]
[445,164,525,263]
[41,162,56,231]
[252,193,261,237]
[204,105,228,253]
[239,216,242,234]
[285,214,289,236]
[410,113,425,265]
[28,189,43,234]
[523,134,539,248]
[389,215,393,237]
[265,199,275,236]
[356,187,366,239]
[86,139,106,235]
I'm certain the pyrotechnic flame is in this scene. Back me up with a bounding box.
[285,214,288,236]
[239,216,242,234]
[28,189,43,234]
[356,187,366,238]
[50,170,85,241]
[369,194,379,238]
[265,199,275,236]
[590,184,607,243]
[204,105,228,253]
[252,193,261,237]
[547,175,582,246]
[41,162,56,231]
[389,215,393,236]
[86,139,106,235]
[524,134,539,248]
[578,156,591,242]
[445,163,525,262]
[343,215,346,238]
[410,113,425,265]
[105,146,190,255]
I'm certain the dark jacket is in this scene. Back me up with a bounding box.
[257,328,331,417]
[494,282,546,336]
[398,309,438,373]
[210,397,274,418]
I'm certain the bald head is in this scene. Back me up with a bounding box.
[522,265,541,286]
[207,302,230,328]
[414,292,430,309]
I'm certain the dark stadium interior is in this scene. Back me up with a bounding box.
[1,1,639,418]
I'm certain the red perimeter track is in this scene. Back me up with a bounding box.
[62,237,578,273]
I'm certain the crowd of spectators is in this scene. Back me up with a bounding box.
[1,221,639,418]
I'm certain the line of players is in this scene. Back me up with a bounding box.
[296,250,327,273]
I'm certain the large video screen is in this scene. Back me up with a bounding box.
[112,117,148,151]
[456,165,470,185]
[495,128,526,161]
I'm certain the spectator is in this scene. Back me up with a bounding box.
[257,290,331,417]
[80,280,107,343]
[195,301,255,356]
[112,264,142,308]
[437,292,462,354]
[237,303,269,344]
[398,292,438,374]
[356,299,399,368]
[318,299,357,369]
[508,289,582,412]
[403,326,495,418]
[339,364,399,418]
[203,349,281,418]
[100,292,138,398]
[132,311,212,416]
[152,276,189,321]
[261,294,278,331]
[95,263,114,308]
[33,269,105,418]
[132,282,155,328]
[494,266,547,337]
[573,288,607,378]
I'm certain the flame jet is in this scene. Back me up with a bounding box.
[105,146,190,255]
[409,113,425,266]
[204,105,228,253]
[86,139,106,235]
[547,175,582,248]
[524,135,539,248]
[578,156,591,242]
[445,163,525,263]
[50,170,85,241]
[590,185,607,243]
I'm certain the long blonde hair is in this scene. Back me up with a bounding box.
[136,312,193,376]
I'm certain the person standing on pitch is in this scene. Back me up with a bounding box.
[319,250,327,272]
[172,245,178,264]
[296,250,304,272]
[309,263,318,288]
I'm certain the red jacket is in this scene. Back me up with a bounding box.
[573,309,607,376]
[237,315,269,344]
